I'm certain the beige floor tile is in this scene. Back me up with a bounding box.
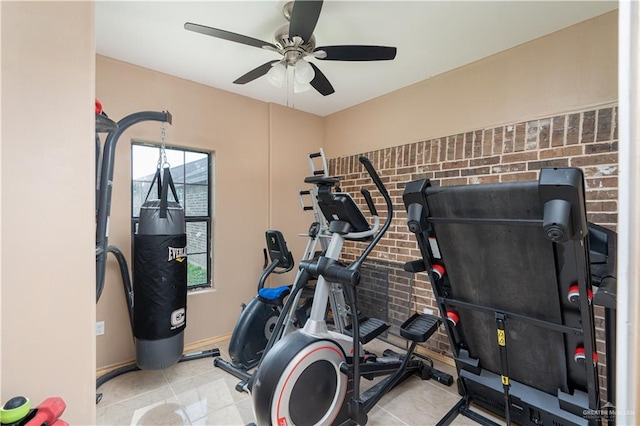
[170,370,250,422]
[97,335,514,426]
[96,385,188,425]
[376,375,461,425]
[162,354,218,384]
[191,397,256,425]
[97,369,169,409]
[215,342,231,361]
[366,406,409,425]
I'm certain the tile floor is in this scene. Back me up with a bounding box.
[96,339,505,425]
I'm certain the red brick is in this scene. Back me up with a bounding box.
[582,110,596,143]
[410,172,433,182]
[396,166,415,175]
[430,139,441,164]
[585,190,617,201]
[566,113,580,145]
[503,125,515,154]
[394,145,404,169]
[597,108,613,142]
[551,115,565,147]
[439,138,447,162]
[491,163,526,173]
[586,201,617,212]
[585,141,618,155]
[483,129,493,157]
[455,134,464,160]
[588,213,618,224]
[473,130,483,158]
[502,151,538,163]
[585,176,618,189]
[570,153,618,167]
[493,126,504,155]
[514,122,526,152]
[420,144,431,167]
[470,156,500,167]
[404,143,417,166]
[464,132,474,159]
[442,177,468,186]
[442,160,469,170]
[461,166,491,176]
[526,120,539,150]
[444,136,454,161]
[528,158,569,170]
[469,175,500,184]
[539,118,551,149]
[371,150,380,171]
[501,172,538,182]
[582,165,618,178]
[539,145,583,159]
[434,169,460,178]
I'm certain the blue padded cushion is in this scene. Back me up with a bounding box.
[258,286,290,300]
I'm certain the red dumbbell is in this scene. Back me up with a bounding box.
[574,345,598,366]
[25,397,67,426]
[567,284,593,305]
[431,264,446,280]
[446,310,460,327]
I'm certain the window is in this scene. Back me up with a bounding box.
[131,142,213,289]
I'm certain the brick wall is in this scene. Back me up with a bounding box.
[328,104,618,402]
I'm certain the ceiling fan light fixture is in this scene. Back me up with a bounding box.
[294,59,315,84]
[266,61,287,88]
[294,80,312,93]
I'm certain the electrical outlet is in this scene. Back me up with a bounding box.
[423,308,434,316]
[96,321,105,336]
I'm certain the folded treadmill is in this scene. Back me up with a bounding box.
[402,168,616,426]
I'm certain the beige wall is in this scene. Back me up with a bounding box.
[268,103,324,286]
[96,57,323,367]
[324,11,618,158]
[1,2,96,424]
[96,56,269,366]
[96,9,618,369]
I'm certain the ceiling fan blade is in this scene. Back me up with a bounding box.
[288,0,323,43]
[233,60,280,84]
[309,63,334,96]
[185,22,277,50]
[315,45,397,61]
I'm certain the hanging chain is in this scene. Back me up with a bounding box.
[159,123,170,169]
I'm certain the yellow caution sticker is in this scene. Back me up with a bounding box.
[497,329,506,346]
[502,375,510,386]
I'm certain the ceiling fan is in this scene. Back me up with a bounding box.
[184,0,397,96]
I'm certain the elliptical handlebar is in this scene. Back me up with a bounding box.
[345,216,380,240]
[350,156,393,270]
[361,188,378,217]
[301,156,393,286]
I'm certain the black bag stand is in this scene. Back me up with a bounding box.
[402,168,616,426]
[95,110,218,403]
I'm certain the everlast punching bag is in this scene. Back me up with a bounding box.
[133,167,187,370]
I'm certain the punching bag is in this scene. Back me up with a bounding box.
[133,167,187,370]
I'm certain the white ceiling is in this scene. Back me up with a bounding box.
[96,1,617,117]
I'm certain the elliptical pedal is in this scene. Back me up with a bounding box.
[400,313,441,343]
[345,317,390,345]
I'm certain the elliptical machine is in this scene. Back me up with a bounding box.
[215,149,351,392]
[252,156,448,426]
[213,227,316,383]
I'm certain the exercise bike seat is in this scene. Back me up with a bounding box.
[257,285,290,306]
